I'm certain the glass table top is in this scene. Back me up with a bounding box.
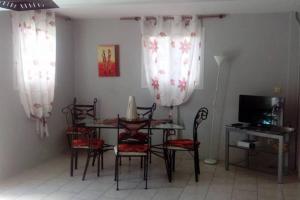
[80,119,184,130]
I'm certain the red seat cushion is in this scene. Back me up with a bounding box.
[66,127,92,134]
[167,139,200,149]
[117,144,149,153]
[72,138,104,149]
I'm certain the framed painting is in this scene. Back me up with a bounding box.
[97,45,120,77]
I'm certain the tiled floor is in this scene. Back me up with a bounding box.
[0,151,299,200]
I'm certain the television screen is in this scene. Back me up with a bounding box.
[238,95,284,126]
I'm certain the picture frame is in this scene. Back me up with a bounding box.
[97,45,120,77]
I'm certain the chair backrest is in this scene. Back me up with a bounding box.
[62,104,74,127]
[193,107,208,141]
[72,97,98,126]
[137,103,156,119]
[117,115,151,146]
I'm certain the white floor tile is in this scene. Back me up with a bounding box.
[234,177,257,191]
[232,189,257,200]
[0,153,298,200]
[43,191,75,200]
[124,188,157,200]
[258,188,283,200]
[152,188,183,200]
[205,190,232,200]
[75,189,104,200]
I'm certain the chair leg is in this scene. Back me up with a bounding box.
[116,156,119,191]
[75,150,78,170]
[168,150,173,182]
[163,148,171,182]
[196,148,200,175]
[145,155,148,189]
[67,135,71,148]
[194,149,199,182]
[143,156,146,180]
[140,157,143,168]
[101,152,104,169]
[82,150,91,181]
[92,151,97,167]
[70,148,74,177]
[97,150,101,177]
[172,150,176,172]
[149,138,152,164]
[119,157,122,166]
[114,156,117,181]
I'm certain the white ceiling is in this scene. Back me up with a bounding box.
[2,0,300,19]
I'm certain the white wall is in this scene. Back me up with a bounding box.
[0,12,74,179]
[73,13,297,162]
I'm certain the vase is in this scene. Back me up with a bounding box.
[126,96,138,121]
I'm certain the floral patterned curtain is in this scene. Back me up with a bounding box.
[12,10,56,138]
[141,16,202,106]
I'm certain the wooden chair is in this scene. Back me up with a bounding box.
[165,107,208,182]
[68,98,105,180]
[114,116,151,190]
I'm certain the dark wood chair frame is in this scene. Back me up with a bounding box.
[166,107,208,182]
[115,116,151,190]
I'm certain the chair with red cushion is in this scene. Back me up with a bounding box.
[62,101,90,170]
[165,107,208,182]
[114,116,151,190]
[137,103,156,164]
[119,103,156,167]
[66,98,105,180]
[62,98,97,148]
[70,129,104,180]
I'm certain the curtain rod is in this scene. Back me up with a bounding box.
[120,14,226,21]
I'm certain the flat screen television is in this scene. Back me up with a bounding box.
[238,95,284,126]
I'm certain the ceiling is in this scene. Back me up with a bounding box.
[2,0,300,19]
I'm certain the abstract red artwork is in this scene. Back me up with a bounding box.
[97,45,120,77]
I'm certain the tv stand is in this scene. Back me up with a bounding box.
[225,125,294,184]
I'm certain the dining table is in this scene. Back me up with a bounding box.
[79,118,185,181]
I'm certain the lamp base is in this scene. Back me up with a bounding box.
[204,158,218,165]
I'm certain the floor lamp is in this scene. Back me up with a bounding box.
[204,55,227,165]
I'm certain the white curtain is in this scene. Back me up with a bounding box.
[141,16,202,106]
[12,10,56,138]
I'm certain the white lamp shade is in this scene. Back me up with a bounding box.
[214,55,226,67]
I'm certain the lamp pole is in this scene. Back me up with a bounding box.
[204,56,226,165]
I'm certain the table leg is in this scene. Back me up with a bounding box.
[278,136,283,184]
[283,134,289,175]
[225,128,229,170]
[247,135,250,168]
[163,129,172,182]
